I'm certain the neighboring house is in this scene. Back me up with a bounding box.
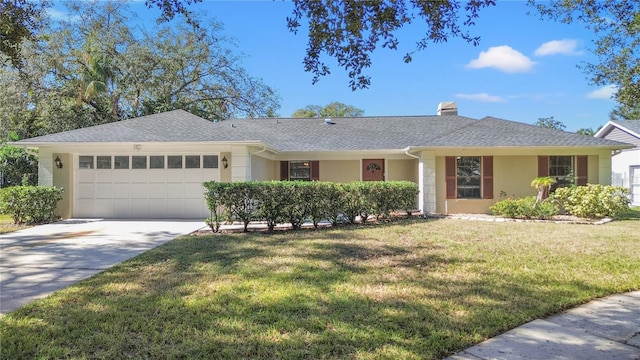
[595,120,640,206]
[15,103,631,219]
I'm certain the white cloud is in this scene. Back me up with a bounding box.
[455,93,506,103]
[46,8,80,22]
[586,85,618,99]
[534,39,583,56]
[466,45,536,73]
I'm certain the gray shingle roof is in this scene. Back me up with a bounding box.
[610,120,640,137]
[17,110,629,151]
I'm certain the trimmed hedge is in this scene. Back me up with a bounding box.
[203,181,419,232]
[0,186,64,224]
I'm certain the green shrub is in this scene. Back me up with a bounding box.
[490,196,558,219]
[552,184,630,218]
[0,186,63,224]
[203,180,420,230]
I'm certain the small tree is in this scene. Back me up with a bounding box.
[531,176,556,203]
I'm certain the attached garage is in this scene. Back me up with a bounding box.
[74,154,219,218]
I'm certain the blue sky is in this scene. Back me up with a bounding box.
[51,1,617,131]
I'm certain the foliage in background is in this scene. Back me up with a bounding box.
[535,116,566,130]
[203,180,419,232]
[0,144,38,188]
[531,0,640,120]
[0,0,280,139]
[552,184,630,218]
[291,102,364,118]
[0,185,63,224]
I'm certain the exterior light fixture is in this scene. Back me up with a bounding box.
[54,156,63,169]
[222,156,228,169]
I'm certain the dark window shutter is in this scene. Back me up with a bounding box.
[483,156,494,199]
[280,161,289,180]
[538,156,549,177]
[576,156,588,186]
[445,156,456,199]
[310,161,320,181]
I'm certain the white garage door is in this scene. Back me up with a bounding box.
[75,154,219,219]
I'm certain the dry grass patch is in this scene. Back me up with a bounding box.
[1,217,639,359]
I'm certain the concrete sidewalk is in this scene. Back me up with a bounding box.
[0,219,206,315]
[446,291,640,360]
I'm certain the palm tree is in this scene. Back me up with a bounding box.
[531,176,556,203]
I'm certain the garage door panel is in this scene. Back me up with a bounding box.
[94,199,114,217]
[185,183,205,198]
[148,183,167,198]
[167,170,185,182]
[166,183,184,198]
[96,171,112,183]
[130,200,149,218]
[167,199,184,216]
[95,184,112,198]
[113,199,130,218]
[112,183,130,198]
[130,170,149,182]
[78,184,95,198]
[129,183,149,198]
[149,199,167,217]
[112,171,131,182]
[76,199,94,217]
[78,171,95,183]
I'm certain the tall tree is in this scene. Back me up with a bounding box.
[0,0,280,137]
[535,116,566,130]
[292,102,364,118]
[531,0,640,120]
[0,0,48,68]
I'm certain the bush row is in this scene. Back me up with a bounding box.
[490,184,630,219]
[0,186,64,224]
[203,181,419,232]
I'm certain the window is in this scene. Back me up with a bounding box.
[289,161,311,181]
[168,155,182,169]
[79,156,94,169]
[97,156,111,169]
[203,155,218,169]
[456,157,481,199]
[150,156,164,169]
[185,155,200,169]
[446,156,493,200]
[132,156,146,169]
[115,156,129,169]
[549,156,573,188]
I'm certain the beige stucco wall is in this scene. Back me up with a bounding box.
[52,153,72,219]
[251,156,275,181]
[434,153,609,214]
[387,159,418,182]
[319,160,360,182]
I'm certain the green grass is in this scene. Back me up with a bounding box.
[0,213,28,234]
[2,218,639,359]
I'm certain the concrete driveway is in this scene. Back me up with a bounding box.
[0,219,206,315]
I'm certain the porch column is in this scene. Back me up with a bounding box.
[230,146,250,182]
[598,150,612,185]
[418,151,436,214]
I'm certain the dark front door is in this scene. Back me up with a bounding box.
[362,159,384,181]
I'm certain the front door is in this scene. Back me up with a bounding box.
[631,166,640,206]
[362,159,385,181]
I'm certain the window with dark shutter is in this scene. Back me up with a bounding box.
[280,161,289,180]
[538,156,549,177]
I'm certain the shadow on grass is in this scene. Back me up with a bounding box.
[0,220,627,360]
[615,206,640,221]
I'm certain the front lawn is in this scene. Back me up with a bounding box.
[0,213,27,234]
[2,218,639,359]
